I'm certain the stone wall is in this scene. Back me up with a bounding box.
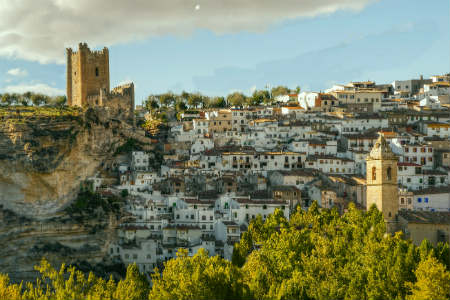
[67,43,110,107]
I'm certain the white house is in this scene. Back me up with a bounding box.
[131,151,150,171]
[305,155,355,174]
[412,186,450,212]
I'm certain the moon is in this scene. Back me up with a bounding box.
[195,4,200,11]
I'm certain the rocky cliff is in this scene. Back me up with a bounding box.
[0,106,153,282]
[0,106,150,217]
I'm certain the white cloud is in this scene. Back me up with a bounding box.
[7,68,28,76]
[0,0,375,64]
[3,83,64,96]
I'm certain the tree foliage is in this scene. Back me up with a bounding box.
[150,249,250,300]
[0,92,66,107]
[271,86,290,98]
[1,204,450,300]
[227,92,247,107]
[407,255,450,300]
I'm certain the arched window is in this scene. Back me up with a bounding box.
[387,167,392,181]
[95,67,99,77]
[372,167,376,180]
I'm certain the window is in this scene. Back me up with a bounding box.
[386,167,392,181]
[95,67,99,77]
[146,254,151,260]
[372,167,376,180]
[425,197,429,203]
[418,198,422,203]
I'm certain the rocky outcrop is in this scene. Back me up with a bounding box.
[0,106,155,282]
[0,203,125,283]
[0,107,152,217]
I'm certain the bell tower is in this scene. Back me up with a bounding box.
[366,135,399,232]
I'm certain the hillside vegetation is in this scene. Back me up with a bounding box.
[0,106,81,120]
[1,204,449,300]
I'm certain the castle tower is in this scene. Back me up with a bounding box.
[366,135,399,232]
[66,43,110,107]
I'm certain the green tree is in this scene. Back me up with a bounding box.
[227,92,247,107]
[271,86,290,98]
[114,264,149,300]
[23,91,33,105]
[209,96,227,108]
[0,93,12,106]
[10,93,20,106]
[31,93,48,106]
[150,248,249,300]
[187,93,204,108]
[159,93,176,107]
[407,255,450,300]
[175,100,187,112]
[0,274,22,300]
[232,231,253,267]
[145,95,160,115]
[52,95,67,107]
[249,90,270,106]
[121,189,129,198]
[180,91,191,102]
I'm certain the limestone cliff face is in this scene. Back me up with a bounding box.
[0,108,135,217]
[0,107,153,282]
[0,204,124,283]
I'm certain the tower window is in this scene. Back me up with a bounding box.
[372,167,376,180]
[95,67,99,77]
[386,167,392,181]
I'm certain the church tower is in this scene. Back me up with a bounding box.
[366,135,399,232]
[66,43,110,107]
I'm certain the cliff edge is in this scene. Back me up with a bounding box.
[0,106,151,217]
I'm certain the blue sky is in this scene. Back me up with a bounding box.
[0,0,448,105]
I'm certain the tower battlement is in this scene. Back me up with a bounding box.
[66,43,134,121]
[66,43,110,107]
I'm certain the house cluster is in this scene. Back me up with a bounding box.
[91,73,450,273]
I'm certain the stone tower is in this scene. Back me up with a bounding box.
[66,43,110,107]
[366,135,399,232]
